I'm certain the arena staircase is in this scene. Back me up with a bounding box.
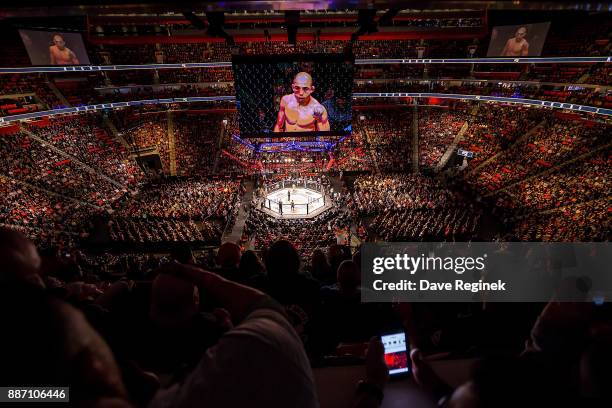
[411,100,419,173]
[329,175,344,196]
[467,118,548,176]
[19,126,125,189]
[212,123,226,174]
[102,116,130,149]
[221,180,254,244]
[167,111,177,176]
[484,141,612,198]
[435,120,470,172]
[362,128,380,174]
[45,77,71,108]
[577,72,591,84]
[435,102,478,172]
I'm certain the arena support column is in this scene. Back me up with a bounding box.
[412,98,419,174]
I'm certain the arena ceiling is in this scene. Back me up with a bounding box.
[1,0,609,18]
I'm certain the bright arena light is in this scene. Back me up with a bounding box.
[261,183,331,219]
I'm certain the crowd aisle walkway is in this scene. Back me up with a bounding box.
[222,180,254,244]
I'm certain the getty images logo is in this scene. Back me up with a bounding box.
[372,253,488,275]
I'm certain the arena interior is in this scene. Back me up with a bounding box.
[0,1,611,407]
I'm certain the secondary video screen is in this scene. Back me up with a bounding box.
[232,53,354,138]
[19,29,91,66]
[487,22,551,57]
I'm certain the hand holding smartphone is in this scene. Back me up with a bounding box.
[381,331,410,377]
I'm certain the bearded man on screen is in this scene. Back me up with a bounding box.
[273,72,330,132]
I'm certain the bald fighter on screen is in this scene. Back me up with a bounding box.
[49,34,80,65]
[501,26,530,57]
[273,72,330,132]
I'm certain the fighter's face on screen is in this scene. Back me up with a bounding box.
[515,27,527,40]
[292,72,314,104]
[53,35,66,49]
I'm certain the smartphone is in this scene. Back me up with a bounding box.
[381,331,410,376]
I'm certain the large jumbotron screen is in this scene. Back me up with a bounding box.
[487,22,550,57]
[232,54,354,138]
[18,29,91,66]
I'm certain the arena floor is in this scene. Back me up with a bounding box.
[264,187,326,218]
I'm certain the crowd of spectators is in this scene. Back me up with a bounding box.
[51,76,100,107]
[511,197,610,242]
[348,173,482,240]
[459,104,545,168]
[216,114,255,175]
[4,68,608,115]
[123,119,171,172]
[0,73,65,110]
[334,125,374,172]
[496,149,610,213]
[350,174,456,215]
[355,111,413,172]
[244,207,350,259]
[161,43,231,64]
[90,39,480,65]
[217,146,254,175]
[468,116,610,194]
[0,177,97,240]
[1,17,612,407]
[0,129,129,205]
[91,44,157,65]
[418,108,468,167]
[258,151,329,176]
[369,206,482,241]
[117,179,241,222]
[108,218,217,245]
[174,114,223,176]
[84,15,609,69]
[96,83,234,104]
[102,70,156,87]
[6,220,612,407]
[355,79,611,108]
[586,64,611,86]
[25,114,143,187]
[1,101,607,254]
[158,68,234,84]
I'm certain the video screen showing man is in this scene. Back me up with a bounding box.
[19,29,90,66]
[49,34,80,65]
[501,27,529,57]
[274,72,329,132]
[487,23,550,57]
[232,54,354,138]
